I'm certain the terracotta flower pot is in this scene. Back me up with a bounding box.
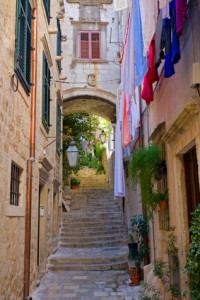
[159,200,167,210]
[71,185,78,190]
[128,266,140,286]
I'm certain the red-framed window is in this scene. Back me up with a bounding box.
[79,31,101,60]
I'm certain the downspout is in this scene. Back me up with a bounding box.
[24,6,37,300]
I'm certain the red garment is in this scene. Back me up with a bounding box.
[141,38,159,104]
[122,93,132,148]
[176,0,187,36]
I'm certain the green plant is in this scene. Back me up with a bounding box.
[70,177,80,186]
[129,144,163,217]
[153,259,170,282]
[155,190,168,202]
[129,215,149,262]
[185,204,200,299]
[167,227,179,271]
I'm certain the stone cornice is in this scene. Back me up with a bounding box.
[163,101,200,143]
[38,156,53,172]
[71,21,108,26]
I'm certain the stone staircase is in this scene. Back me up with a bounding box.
[48,188,129,271]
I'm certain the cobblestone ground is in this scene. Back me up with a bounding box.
[32,270,141,300]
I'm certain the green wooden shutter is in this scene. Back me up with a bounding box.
[43,0,51,23]
[56,102,61,154]
[57,19,62,73]
[42,52,51,132]
[15,0,32,94]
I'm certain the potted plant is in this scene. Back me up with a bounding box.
[128,265,140,286]
[156,190,168,211]
[127,233,138,261]
[70,177,80,189]
[129,144,164,218]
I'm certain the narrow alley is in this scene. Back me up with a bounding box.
[1,0,200,299]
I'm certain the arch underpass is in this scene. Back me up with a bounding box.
[62,88,117,123]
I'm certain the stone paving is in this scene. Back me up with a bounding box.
[32,270,141,300]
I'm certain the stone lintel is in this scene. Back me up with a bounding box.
[149,122,166,143]
[40,34,53,68]
[67,0,112,4]
[163,102,200,143]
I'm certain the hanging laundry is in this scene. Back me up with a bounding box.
[120,2,135,96]
[176,0,187,36]
[162,0,171,19]
[114,120,125,197]
[159,0,167,9]
[122,93,132,148]
[134,0,148,86]
[131,87,140,142]
[139,0,159,56]
[119,14,130,64]
[161,0,181,78]
[142,38,159,104]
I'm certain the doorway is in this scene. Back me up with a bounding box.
[183,146,200,226]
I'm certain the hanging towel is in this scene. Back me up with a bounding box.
[134,0,148,86]
[139,0,159,56]
[121,2,135,96]
[122,93,132,148]
[170,0,181,64]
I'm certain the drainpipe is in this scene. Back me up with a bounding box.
[24,6,37,300]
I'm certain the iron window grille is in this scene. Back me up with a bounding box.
[15,0,32,94]
[42,52,51,132]
[79,31,101,60]
[10,162,22,206]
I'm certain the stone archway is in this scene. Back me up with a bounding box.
[62,87,116,123]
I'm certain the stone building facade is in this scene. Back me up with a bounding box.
[0,0,64,299]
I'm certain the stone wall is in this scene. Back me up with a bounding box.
[0,1,63,299]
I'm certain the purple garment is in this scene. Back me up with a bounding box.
[176,0,187,36]
[114,120,125,197]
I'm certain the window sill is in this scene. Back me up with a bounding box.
[73,59,109,64]
[7,206,25,217]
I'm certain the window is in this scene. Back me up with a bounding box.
[57,19,62,73]
[10,162,22,206]
[43,0,51,23]
[56,102,61,154]
[79,31,101,60]
[15,0,32,94]
[42,52,51,132]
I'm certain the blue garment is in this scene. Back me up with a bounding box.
[161,0,181,78]
[134,0,148,86]
[170,0,181,64]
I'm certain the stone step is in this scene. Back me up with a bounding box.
[48,246,128,265]
[59,239,128,248]
[61,221,125,229]
[60,233,127,244]
[62,212,124,220]
[61,224,126,232]
[48,261,128,271]
[60,228,127,236]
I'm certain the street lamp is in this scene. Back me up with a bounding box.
[66,140,79,167]
[99,130,106,144]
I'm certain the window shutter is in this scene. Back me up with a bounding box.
[57,19,62,73]
[43,0,51,23]
[15,0,32,93]
[80,32,89,59]
[91,32,100,59]
[42,52,51,131]
[113,0,128,11]
[56,102,61,153]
